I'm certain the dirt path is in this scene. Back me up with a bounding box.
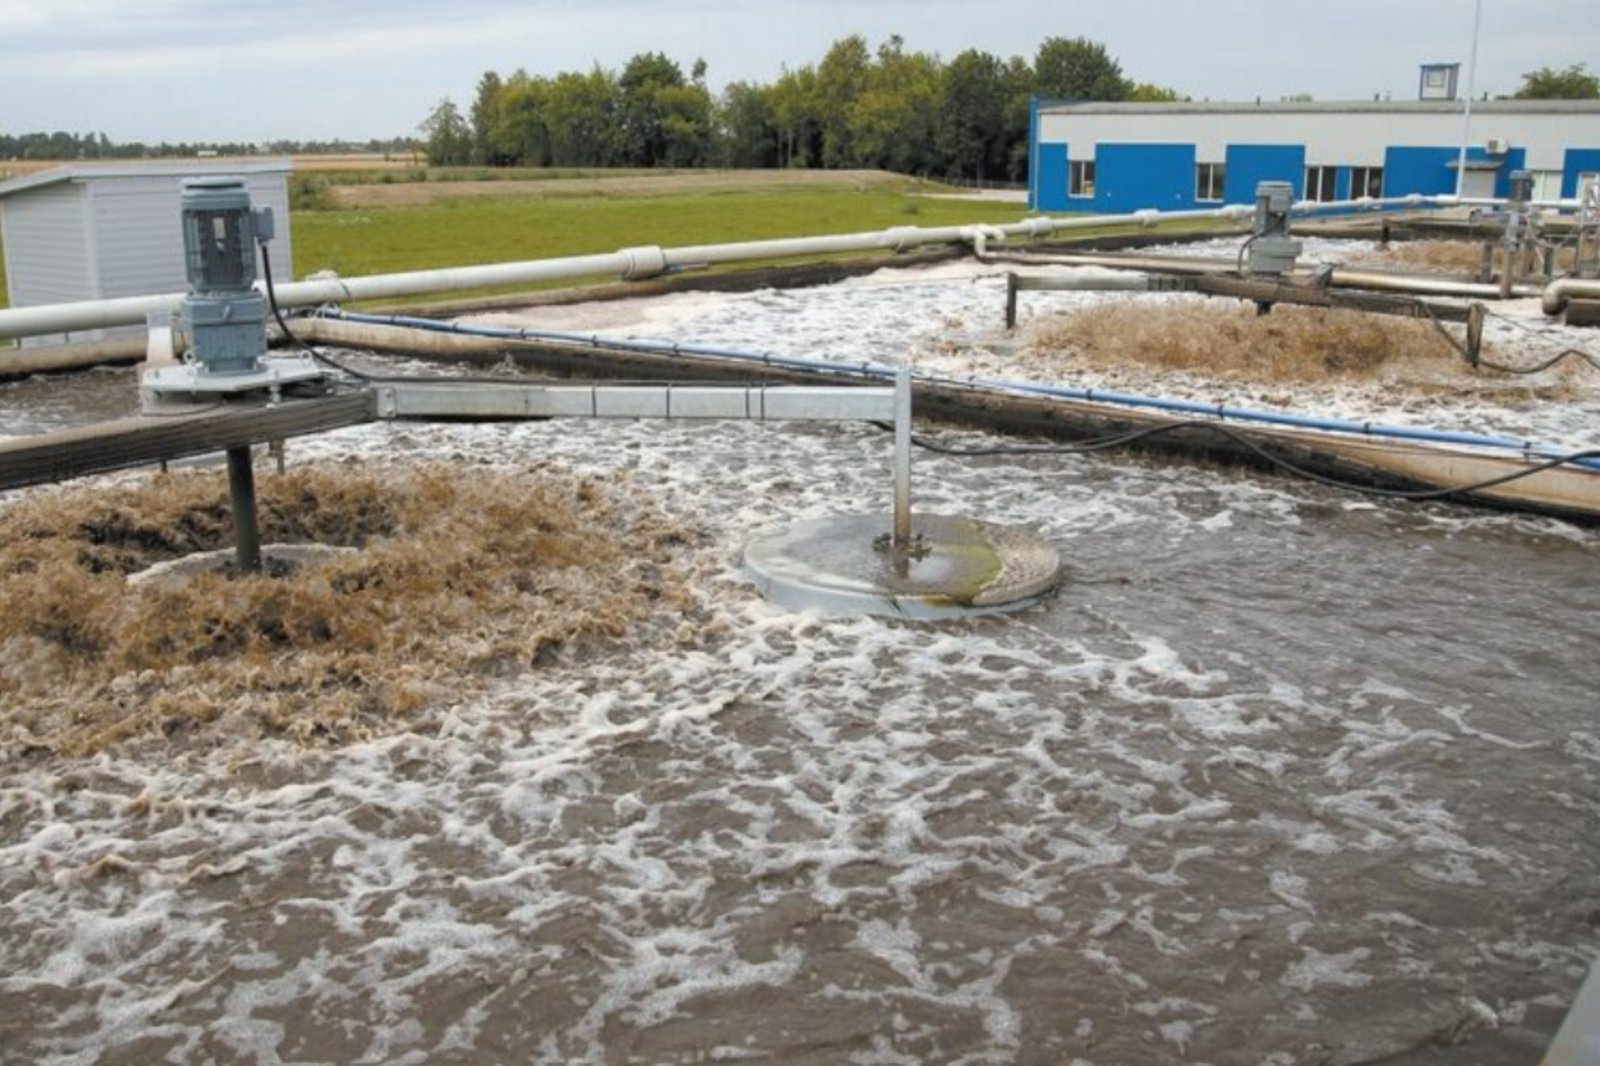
[327,169,912,208]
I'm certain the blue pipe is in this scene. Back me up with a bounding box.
[317,308,1600,472]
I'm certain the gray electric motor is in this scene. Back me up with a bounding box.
[1507,169,1534,206]
[1248,181,1302,276]
[178,177,274,375]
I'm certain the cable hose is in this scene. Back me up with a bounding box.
[1410,297,1600,375]
[890,419,1600,502]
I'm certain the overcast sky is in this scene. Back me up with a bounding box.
[1,0,1596,143]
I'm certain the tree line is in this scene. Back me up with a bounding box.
[421,36,1174,182]
[0,132,421,163]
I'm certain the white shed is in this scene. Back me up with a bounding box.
[0,159,293,348]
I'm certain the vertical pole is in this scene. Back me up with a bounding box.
[1454,0,1484,198]
[226,445,262,574]
[893,366,912,548]
[1466,302,1485,367]
[1005,273,1019,330]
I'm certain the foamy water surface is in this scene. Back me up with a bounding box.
[2,241,1599,1065]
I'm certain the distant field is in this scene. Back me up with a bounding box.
[323,169,921,209]
[288,184,1035,304]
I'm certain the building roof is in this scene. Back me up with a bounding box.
[0,158,293,200]
[1037,99,1600,117]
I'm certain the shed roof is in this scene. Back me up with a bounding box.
[0,158,293,200]
[1037,99,1600,118]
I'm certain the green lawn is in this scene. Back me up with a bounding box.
[289,188,1032,291]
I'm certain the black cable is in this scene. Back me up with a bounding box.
[1476,306,1600,375]
[1411,297,1600,375]
[259,241,380,381]
[1235,233,1260,277]
[888,418,1600,502]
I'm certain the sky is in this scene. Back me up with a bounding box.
[0,0,1596,144]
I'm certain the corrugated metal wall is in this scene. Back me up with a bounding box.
[2,183,93,347]
[2,183,93,305]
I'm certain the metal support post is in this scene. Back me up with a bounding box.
[1005,273,1019,330]
[226,445,262,574]
[893,367,912,548]
[1466,303,1485,368]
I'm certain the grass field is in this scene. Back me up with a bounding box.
[290,186,1031,287]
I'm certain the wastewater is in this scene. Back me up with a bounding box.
[1,253,1598,1065]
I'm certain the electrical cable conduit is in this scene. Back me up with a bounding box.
[318,308,1600,473]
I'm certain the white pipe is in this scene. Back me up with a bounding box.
[1455,0,1484,198]
[0,197,1454,341]
[1329,268,1539,300]
[1542,277,1600,316]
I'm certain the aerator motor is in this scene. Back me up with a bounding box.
[178,176,272,374]
[1247,181,1302,277]
[142,177,327,408]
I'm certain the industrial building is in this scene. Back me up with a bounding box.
[1028,88,1600,214]
[0,159,292,347]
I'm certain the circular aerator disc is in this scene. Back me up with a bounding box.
[743,513,1060,619]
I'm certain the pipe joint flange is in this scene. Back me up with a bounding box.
[884,226,922,253]
[1133,209,1161,229]
[618,245,668,281]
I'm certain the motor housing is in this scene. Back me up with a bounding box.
[178,177,273,375]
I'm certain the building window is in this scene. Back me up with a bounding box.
[1069,159,1095,198]
[1305,165,1339,202]
[1349,166,1383,199]
[1196,162,1225,202]
[1529,171,1563,201]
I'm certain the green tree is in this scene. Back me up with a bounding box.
[770,65,822,168]
[1128,82,1185,102]
[418,97,471,166]
[937,49,1007,181]
[1514,63,1600,99]
[543,67,621,166]
[718,81,779,167]
[1034,36,1129,101]
[494,71,552,167]
[617,52,685,166]
[658,81,715,166]
[999,54,1037,182]
[469,71,505,165]
[816,35,871,167]
[848,37,941,174]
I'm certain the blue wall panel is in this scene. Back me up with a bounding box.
[1382,146,1458,196]
[1495,149,1526,198]
[1383,145,1522,197]
[1094,143,1195,213]
[1223,145,1305,203]
[1034,142,1068,211]
[1563,149,1600,197]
